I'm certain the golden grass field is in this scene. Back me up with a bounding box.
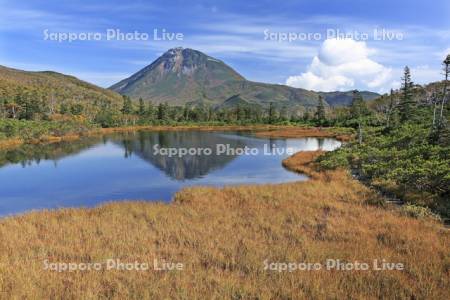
[0,128,449,299]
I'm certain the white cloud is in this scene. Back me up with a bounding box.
[286,72,353,91]
[286,38,393,92]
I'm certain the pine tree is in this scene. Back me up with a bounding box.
[350,90,367,144]
[147,102,154,119]
[315,95,326,123]
[430,54,450,144]
[138,98,145,116]
[386,89,396,128]
[207,106,214,122]
[438,54,450,125]
[121,95,132,115]
[399,66,414,122]
[268,102,277,124]
[182,105,190,121]
[350,90,369,119]
[157,102,168,121]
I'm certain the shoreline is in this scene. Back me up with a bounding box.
[0,124,353,150]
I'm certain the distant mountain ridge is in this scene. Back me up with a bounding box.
[110,47,379,108]
[319,90,380,106]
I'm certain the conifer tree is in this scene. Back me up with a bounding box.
[121,95,132,115]
[386,89,396,128]
[399,66,414,122]
[268,102,277,124]
[147,102,154,119]
[315,95,326,123]
[438,54,450,125]
[157,102,168,121]
[350,90,367,144]
[350,90,369,119]
[138,98,145,116]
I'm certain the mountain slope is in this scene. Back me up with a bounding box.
[110,47,245,105]
[319,90,380,107]
[0,65,123,113]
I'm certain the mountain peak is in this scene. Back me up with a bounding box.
[158,47,228,75]
[168,46,184,51]
[162,47,186,58]
[109,48,246,104]
[158,47,211,75]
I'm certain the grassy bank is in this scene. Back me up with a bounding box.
[0,138,448,298]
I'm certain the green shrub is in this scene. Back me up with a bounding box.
[317,148,350,169]
[316,121,449,218]
[0,118,93,141]
[401,204,441,221]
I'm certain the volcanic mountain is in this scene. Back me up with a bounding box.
[110,47,379,108]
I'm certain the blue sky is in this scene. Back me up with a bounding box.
[0,0,449,92]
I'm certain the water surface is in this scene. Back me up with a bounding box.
[0,130,340,216]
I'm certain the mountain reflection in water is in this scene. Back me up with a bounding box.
[117,131,245,180]
[0,130,341,216]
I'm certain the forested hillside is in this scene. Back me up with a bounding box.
[0,66,123,121]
